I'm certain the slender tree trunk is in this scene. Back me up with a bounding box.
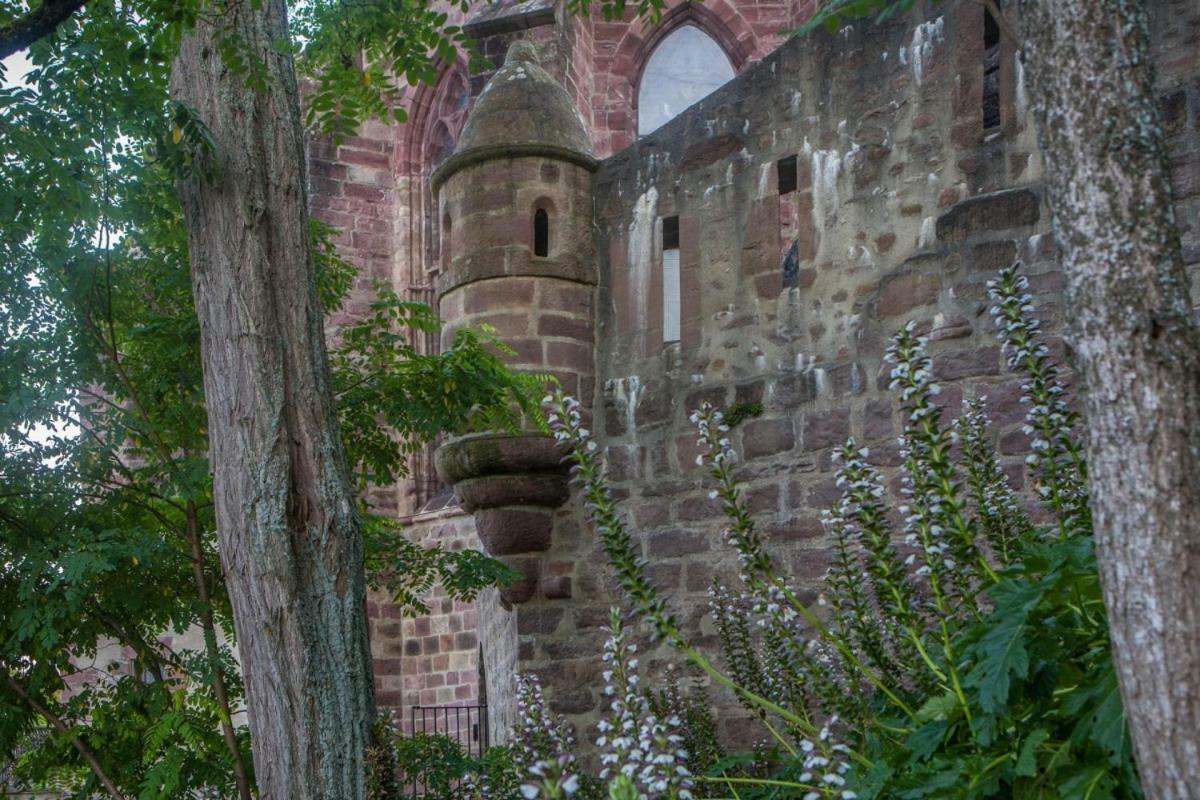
[1017,1,1200,794]
[186,500,254,800]
[170,2,375,798]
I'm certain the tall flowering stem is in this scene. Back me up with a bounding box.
[692,405,917,724]
[822,498,895,685]
[546,392,677,642]
[596,608,695,800]
[956,399,1031,564]
[513,674,581,800]
[830,443,942,691]
[886,324,984,727]
[887,323,998,602]
[543,392,829,749]
[987,264,1089,538]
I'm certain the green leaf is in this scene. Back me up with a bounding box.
[905,721,949,764]
[965,579,1046,712]
[1016,728,1050,777]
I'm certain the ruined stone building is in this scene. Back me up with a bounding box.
[306,0,1200,749]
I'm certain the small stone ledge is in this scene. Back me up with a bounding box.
[936,187,1041,243]
[434,432,571,605]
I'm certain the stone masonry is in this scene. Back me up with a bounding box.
[309,0,1200,750]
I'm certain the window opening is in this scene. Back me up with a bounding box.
[662,216,681,343]
[983,1,1003,130]
[637,26,736,135]
[534,208,550,257]
[777,155,798,195]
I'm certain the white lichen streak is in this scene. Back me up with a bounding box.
[910,16,945,85]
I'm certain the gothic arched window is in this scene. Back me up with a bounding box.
[636,25,735,136]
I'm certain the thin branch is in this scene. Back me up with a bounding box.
[3,672,129,800]
[0,0,90,61]
[183,501,254,800]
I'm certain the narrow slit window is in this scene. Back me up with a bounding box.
[441,212,452,270]
[982,2,1002,130]
[777,155,798,195]
[662,216,681,344]
[534,208,550,257]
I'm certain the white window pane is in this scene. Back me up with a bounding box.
[663,248,681,343]
[637,26,735,135]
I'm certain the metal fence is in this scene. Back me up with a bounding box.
[407,704,489,797]
[409,704,489,759]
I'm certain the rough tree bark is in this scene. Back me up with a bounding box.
[170,2,374,798]
[1017,1,1200,795]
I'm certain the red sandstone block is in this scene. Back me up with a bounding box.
[474,312,532,338]
[339,135,389,153]
[756,271,783,299]
[497,337,544,366]
[802,408,851,452]
[547,339,592,369]
[375,659,402,676]
[876,272,939,318]
[647,528,710,558]
[310,161,348,180]
[934,347,1001,381]
[463,279,537,314]
[339,147,391,170]
[343,183,386,202]
[538,313,593,341]
[741,416,795,460]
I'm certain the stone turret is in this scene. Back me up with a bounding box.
[433,41,597,606]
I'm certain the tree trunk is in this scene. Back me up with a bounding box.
[170,2,375,797]
[1017,1,1200,794]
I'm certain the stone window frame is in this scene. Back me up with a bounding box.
[630,5,749,138]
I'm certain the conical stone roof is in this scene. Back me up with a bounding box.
[432,41,596,188]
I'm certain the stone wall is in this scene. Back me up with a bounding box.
[502,0,1200,744]
[367,508,486,735]
[307,0,1200,748]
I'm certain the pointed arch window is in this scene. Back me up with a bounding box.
[637,25,735,136]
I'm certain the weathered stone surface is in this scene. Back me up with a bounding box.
[310,0,1200,744]
[454,474,570,512]
[435,433,566,486]
[742,417,795,460]
[474,507,554,555]
[933,347,1001,380]
[541,576,573,599]
[862,399,895,441]
[876,271,940,317]
[501,557,540,605]
[647,528,710,558]
[936,188,1041,243]
[771,373,818,408]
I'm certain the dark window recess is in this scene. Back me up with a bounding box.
[534,208,549,257]
[777,155,798,195]
[982,3,1002,130]
[781,240,800,288]
[662,215,680,250]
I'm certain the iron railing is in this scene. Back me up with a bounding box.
[408,704,489,796]
[409,704,489,758]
